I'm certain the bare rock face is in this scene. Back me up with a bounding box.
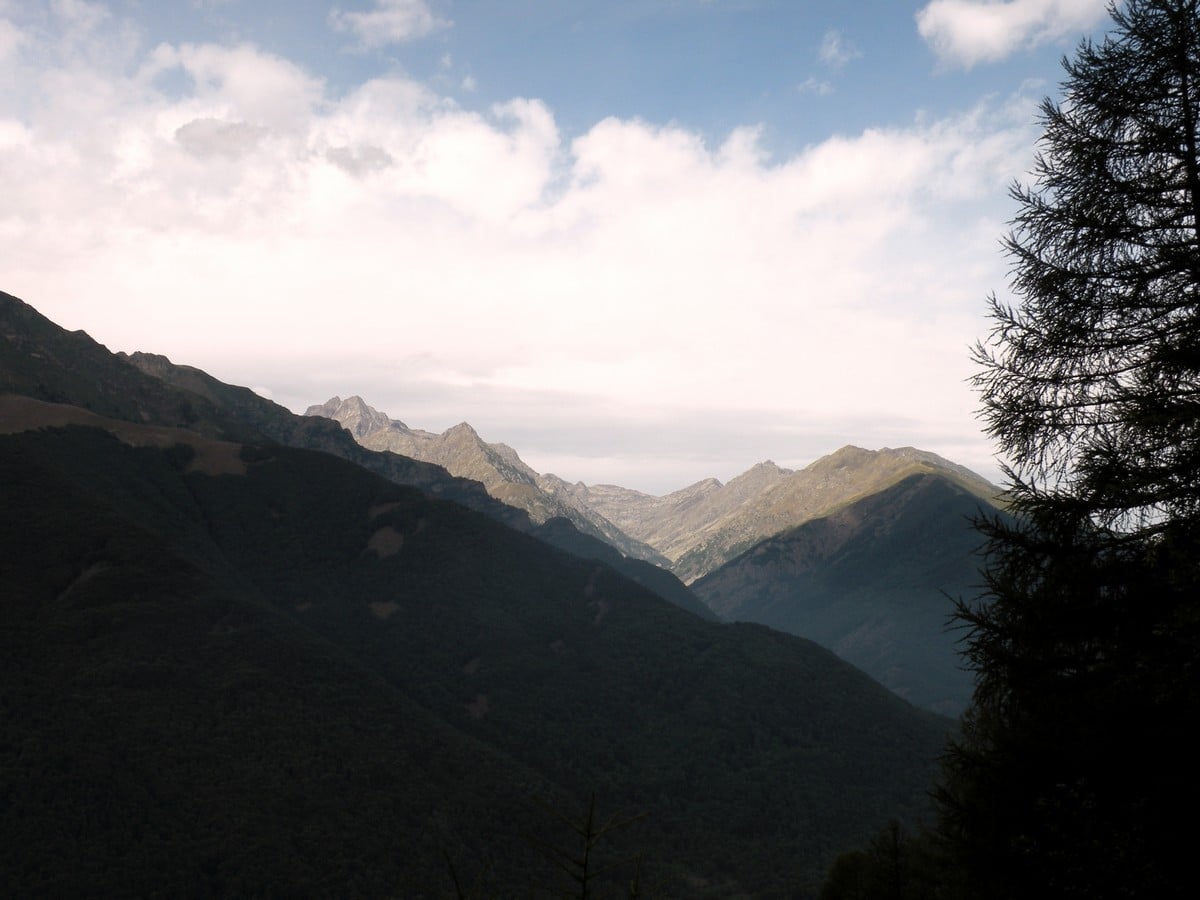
[306,396,667,566]
[306,395,397,439]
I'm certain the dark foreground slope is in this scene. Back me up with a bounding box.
[693,473,996,716]
[0,419,557,896]
[0,398,949,897]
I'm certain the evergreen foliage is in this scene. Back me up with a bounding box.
[819,821,960,900]
[527,793,651,899]
[937,2,1200,896]
[973,0,1200,531]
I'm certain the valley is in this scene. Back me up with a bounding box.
[2,287,985,896]
[308,394,1004,714]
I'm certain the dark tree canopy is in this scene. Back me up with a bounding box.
[937,2,1200,898]
[974,0,1200,534]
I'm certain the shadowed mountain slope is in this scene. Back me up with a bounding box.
[132,366,710,619]
[1,397,951,897]
[0,411,564,896]
[692,472,1000,715]
[0,290,708,619]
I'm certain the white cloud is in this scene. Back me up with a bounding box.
[797,76,834,96]
[51,0,109,33]
[818,29,861,69]
[916,0,1109,67]
[161,43,326,130]
[325,142,394,175]
[175,117,268,158]
[0,18,26,60]
[0,9,1034,491]
[329,0,449,49]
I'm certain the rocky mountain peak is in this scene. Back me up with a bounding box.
[306,395,400,439]
[123,351,176,374]
[730,460,792,488]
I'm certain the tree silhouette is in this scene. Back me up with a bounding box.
[528,793,650,900]
[938,2,1200,898]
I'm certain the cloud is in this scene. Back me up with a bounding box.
[916,0,1109,67]
[0,9,1033,491]
[153,42,326,130]
[797,76,834,96]
[325,143,394,175]
[329,0,450,48]
[175,117,267,158]
[51,0,109,33]
[818,29,861,69]
[0,18,26,60]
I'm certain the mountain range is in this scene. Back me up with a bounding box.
[306,396,1002,584]
[562,445,1001,585]
[306,395,669,567]
[308,395,1002,713]
[0,288,951,897]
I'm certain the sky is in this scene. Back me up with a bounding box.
[1,0,1117,493]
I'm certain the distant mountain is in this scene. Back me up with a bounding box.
[560,460,794,581]
[307,395,668,568]
[692,472,1000,715]
[1,388,950,898]
[575,446,1001,584]
[298,395,710,619]
[296,385,1003,713]
[302,396,1002,597]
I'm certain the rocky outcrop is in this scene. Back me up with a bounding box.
[306,396,669,567]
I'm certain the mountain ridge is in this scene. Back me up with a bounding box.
[0,290,712,620]
[305,391,1002,589]
[298,389,1002,715]
[611,444,1001,584]
[307,394,672,568]
[691,470,999,714]
[122,354,709,618]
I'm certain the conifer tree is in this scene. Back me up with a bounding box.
[938,2,1200,897]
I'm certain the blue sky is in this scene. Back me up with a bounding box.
[108,1,1083,152]
[1,0,1115,491]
